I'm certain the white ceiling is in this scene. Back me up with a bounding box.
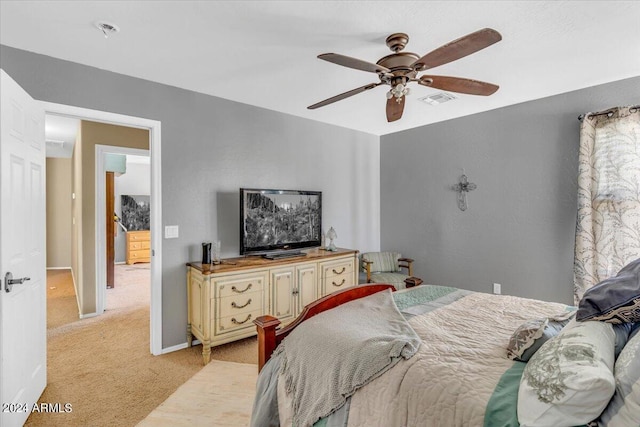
[45,114,79,158]
[2,1,639,136]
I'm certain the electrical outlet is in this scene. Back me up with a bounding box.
[493,283,502,295]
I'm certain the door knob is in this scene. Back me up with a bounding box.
[4,272,30,293]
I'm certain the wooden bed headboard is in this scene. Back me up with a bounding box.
[253,284,396,371]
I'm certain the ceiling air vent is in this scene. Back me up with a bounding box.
[46,139,65,148]
[419,92,457,106]
[95,21,120,38]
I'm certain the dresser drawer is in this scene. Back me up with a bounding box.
[215,274,266,299]
[321,258,355,293]
[324,275,355,292]
[322,259,354,279]
[128,241,151,250]
[215,291,263,319]
[215,309,263,335]
[127,231,149,242]
[128,249,150,261]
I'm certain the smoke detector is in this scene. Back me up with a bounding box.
[95,21,120,38]
[419,92,457,106]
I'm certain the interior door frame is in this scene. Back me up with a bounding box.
[96,145,150,309]
[39,101,163,356]
[106,171,115,289]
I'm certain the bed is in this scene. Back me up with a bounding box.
[250,271,640,427]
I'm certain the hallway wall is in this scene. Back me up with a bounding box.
[46,158,72,268]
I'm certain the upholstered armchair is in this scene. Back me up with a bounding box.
[359,252,414,290]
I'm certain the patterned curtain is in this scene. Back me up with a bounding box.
[574,105,640,304]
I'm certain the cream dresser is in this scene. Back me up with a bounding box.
[186,248,358,364]
[126,230,150,264]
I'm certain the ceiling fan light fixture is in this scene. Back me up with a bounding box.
[388,83,410,103]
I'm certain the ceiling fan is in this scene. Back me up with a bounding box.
[308,28,502,122]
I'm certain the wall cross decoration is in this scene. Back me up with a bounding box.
[453,173,477,211]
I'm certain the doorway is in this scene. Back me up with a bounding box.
[96,145,150,314]
[41,101,163,355]
[100,148,151,303]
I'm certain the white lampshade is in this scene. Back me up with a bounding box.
[325,227,337,251]
[326,227,337,240]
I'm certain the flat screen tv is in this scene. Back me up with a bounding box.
[239,188,322,256]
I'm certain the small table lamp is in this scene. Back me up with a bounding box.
[325,227,337,251]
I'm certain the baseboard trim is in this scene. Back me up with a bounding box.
[162,342,189,354]
[160,339,202,355]
[79,311,99,319]
[71,269,82,317]
[46,266,72,270]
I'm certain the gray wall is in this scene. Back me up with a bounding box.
[380,76,640,305]
[1,45,380,349]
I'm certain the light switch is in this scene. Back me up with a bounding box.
[165,225,179,239]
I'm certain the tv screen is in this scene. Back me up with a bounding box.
[240,188,322,256]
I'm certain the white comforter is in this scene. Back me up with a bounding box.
[277,291,568,427]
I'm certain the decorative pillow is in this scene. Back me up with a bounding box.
[597,324,640,426]
[506,310,575,362]
[618,257,640,275]
[612,322,634,357]
[517,318,616,427]
[577,258,640,324]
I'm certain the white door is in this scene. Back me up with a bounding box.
[0,70,47,427]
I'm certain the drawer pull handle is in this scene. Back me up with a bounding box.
[332,279,346,287]
[231,283,252,293]
[231,298,252,309]
[231,314,252,325]
[332,267,346,275]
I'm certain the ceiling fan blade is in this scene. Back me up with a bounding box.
[386,96,405,122]
[419,75,499,96]
[318,53,391,74]
[308,83,382,109]
[412,28,502,71]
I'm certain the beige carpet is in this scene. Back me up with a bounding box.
[46,269,81,329]
[26,265,258,427]
[137,360,257,427]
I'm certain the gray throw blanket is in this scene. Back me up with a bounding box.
[273,289,421,427]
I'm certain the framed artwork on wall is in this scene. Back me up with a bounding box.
[121,194,150,231]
